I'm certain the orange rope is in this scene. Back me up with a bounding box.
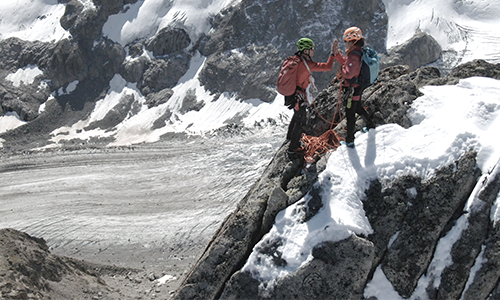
[301,70,346,164]
[301,129,343,164]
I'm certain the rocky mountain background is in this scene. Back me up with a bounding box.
[0,0,443,153]
[1,0,496,299]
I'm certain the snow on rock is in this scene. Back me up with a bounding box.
[103,0,241,46]
[0,0,69,42]
[217,76,500,298]
[382,0,500,63]
[0,112,26,134]
[5,65,44,87]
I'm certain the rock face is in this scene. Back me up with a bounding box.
[173,60,500,300]
[0,0,192,151]
[380,30,443,71]
[0,228,106,299]
[198,0,388,102]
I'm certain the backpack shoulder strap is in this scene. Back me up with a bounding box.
[300,56,312,74]
[350,49,363,57]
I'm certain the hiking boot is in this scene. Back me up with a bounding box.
[340,141,355,148]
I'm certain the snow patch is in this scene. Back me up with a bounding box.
[57,80,79,96]
[5,65,43,87]
[461,244,487,299]
[0,111,26,134]
[38,95,56,114]
[103,0,241,46]
[156,274,177,286]
[364,266,403,300]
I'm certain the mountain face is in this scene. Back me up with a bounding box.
[0,0,446,153]
[197,0,388,102]
[173,60,500,300]
[0,0,393,152]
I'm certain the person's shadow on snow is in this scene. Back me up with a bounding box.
[364,130,377,168]
[346,130,377,174]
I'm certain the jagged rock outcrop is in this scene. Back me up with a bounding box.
[172,144,319,300]
[173,60,500,299]
[0,0,193,150]
[145,27,191,57]
[0,228,106,299]
[380,30,442,71]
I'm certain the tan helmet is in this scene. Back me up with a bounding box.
[343,27,363,42]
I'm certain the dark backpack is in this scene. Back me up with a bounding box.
[346,46,380,89]
[277,55,301,96]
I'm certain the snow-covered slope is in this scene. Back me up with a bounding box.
[242,76,500,297]
[383,0,500,65]
[102,0,241,46]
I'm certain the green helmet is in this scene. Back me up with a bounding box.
[297,38,314,51]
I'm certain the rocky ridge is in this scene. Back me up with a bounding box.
[173,60,500,300]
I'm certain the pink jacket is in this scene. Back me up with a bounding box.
[333,47,362,87]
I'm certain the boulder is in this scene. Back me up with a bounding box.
[145,27,191,57]
[427,59,500,86]
[380,30,442,71]
[120,55,150,83]
[139,56,190,95]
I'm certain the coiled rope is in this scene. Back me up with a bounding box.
[301,71,346,164]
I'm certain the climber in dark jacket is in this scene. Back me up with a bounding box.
[332,27,376,148]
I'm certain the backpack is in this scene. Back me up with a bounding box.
[346,46,380,89]
[277,55,301,96]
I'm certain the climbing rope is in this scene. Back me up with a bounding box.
[301,71,346,164]
[301,129,343,164]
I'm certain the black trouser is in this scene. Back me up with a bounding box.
[286,96,307,151]
[345,87,375,143]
